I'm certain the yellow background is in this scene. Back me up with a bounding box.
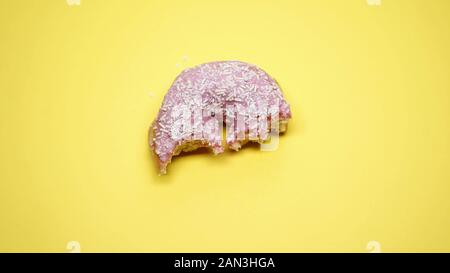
[1,0,450,252]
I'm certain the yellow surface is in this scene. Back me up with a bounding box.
[1,0,450,253]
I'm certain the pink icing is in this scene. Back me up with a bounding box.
[150,61,292,172]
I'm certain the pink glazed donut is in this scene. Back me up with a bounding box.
[149,61,292,174]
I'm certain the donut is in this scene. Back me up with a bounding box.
[149,61,292,174]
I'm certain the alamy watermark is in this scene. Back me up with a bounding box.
[367,0,381,6]
[66,241,81,253]
[66,0,81,6]
[169,98,281,151]
[367,241,382,253]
